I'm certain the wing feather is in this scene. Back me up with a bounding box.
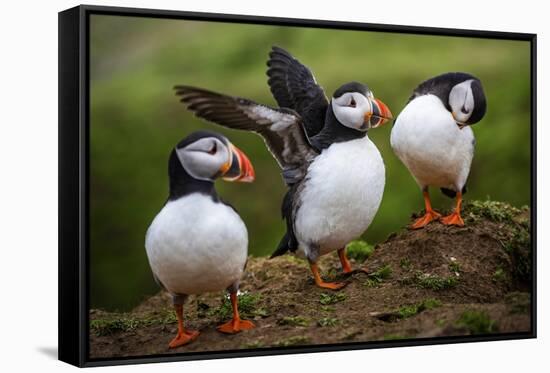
[266,46,329,136]
[175,85,318,184]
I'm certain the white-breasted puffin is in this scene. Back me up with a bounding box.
[174,46,392,290]
[145,131,256,348]
[391,72,487,228]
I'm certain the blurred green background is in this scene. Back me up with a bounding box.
[89,15,531,311]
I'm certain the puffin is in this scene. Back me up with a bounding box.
[174,46,392,290]
[145,131,256,348]
[390,72,487,228]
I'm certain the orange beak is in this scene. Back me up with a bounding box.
[365,98,393,128]
[222,143,255,183]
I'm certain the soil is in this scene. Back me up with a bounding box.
[89,201,532,359]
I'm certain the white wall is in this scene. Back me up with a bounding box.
[0,0,547,371]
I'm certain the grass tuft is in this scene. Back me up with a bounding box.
[209,292,264,320]
[317,317,339,327]
[399,258,412,270]
[319,292,347,305]
[397,298,442,319]
[363,265,392,288]
[455,310,497,334]
[278,316,310,327]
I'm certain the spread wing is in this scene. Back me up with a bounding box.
[174,85,318,185]
[266,46,329,137]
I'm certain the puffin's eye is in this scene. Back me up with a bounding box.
[349,97,356,108]
[208,142,217,155]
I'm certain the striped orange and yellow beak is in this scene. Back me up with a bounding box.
[365,98,393,128]
[221,143,255,183]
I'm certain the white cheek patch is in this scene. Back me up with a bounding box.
[331,92,371,131]
[449,79,475,123]
[176,138,229,181]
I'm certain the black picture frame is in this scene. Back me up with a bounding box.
[58,4,537,367]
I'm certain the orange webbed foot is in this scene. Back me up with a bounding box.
[168,329,200,348]
[441,211,465,226]
[316,280,346,290]
[217,318,256,334]
[410,210,442,229]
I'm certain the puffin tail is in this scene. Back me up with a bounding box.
[440,185,468,198]
[270,232,291,258]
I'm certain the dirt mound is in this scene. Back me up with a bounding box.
[89,200,532,359]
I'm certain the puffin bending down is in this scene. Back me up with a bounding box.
[145,131,256,348]
[175,46,392,290]
[391,72,487,228]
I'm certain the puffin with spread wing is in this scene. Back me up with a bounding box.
[175,46,392,290]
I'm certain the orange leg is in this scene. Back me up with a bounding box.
[310,262,346,290]
[217,292,256,334]
[168,304,200,348]
[441,191,465,226]
[411,189,442,229]
[337,248,353,274]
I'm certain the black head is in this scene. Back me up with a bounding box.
[330,81,393,131]
[168,131,254,200]
[413,72,487,126]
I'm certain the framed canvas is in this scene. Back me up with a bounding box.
[58,4,537,367]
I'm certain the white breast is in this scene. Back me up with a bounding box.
[295,136,385,257]
[390,94,475,190]
[145,194,248,295]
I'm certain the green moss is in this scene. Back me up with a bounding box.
[413,272,458,290]
[317,317,339,327]
[319,292,347,305]
[397,305,419,319]
[503,226,531,282]
[90,317,140,336]
[397,298,442,319]
[285,255,308,267]
[90,308,180,336]
[275,336,311,347]
[492,267,508,282]
[345,240,375,263]
[455,310,497,334]
[278,316,310,327]
[505,292,531,314]
[465,200,520,223]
